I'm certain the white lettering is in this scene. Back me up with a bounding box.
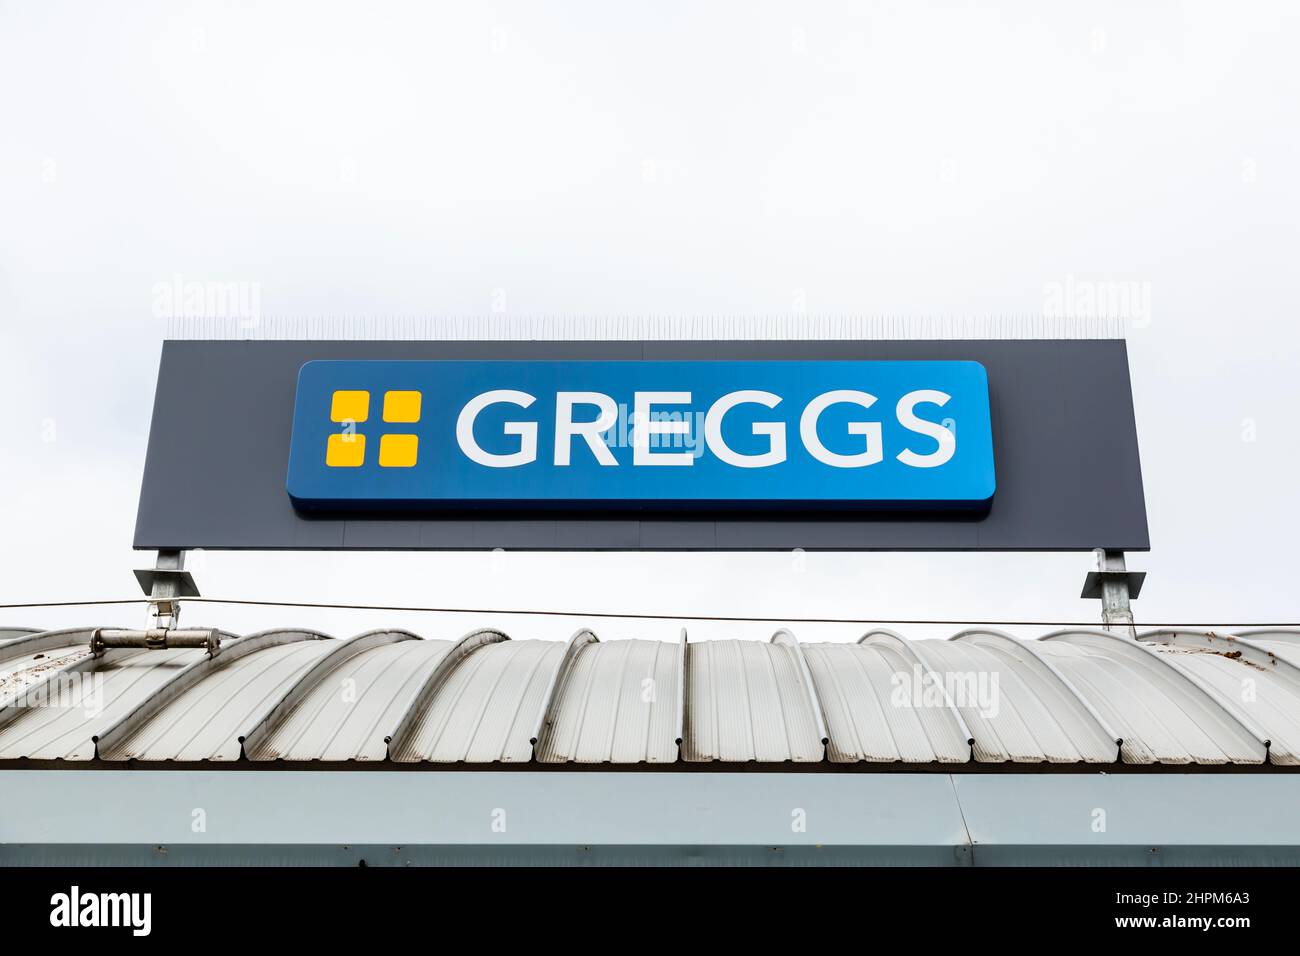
[452,385,970,472]
[799,390,882,468]
[895,389,956,468]
[633,392,694,466]
[50,886,151,936]
[554,392,618,466]
[704,390,786,468]
[456,390,537,467]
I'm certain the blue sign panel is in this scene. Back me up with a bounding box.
[286,360,996,511]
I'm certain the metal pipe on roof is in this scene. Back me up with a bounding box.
[91,628,219,655]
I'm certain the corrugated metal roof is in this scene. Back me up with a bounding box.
[909,630,1121,763]
[0,646,207,760]
[683,634,825,762]
[98,631,335,761]
[1231,629,1300,668]
[389,635,562,763]
[248,634,453,762]
[535,636,681,763]
[3,624,1299,767]
[0,628,95,708]
[1038,629,1267,764]
[1137,629,1299,764]
[803,635,971,763]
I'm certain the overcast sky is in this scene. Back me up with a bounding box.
[2,1,1297,645]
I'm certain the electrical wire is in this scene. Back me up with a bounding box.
[0,596,1296,629]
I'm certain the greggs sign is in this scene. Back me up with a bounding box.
[285,359,996,511]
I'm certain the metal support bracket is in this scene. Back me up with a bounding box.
[90,627,220,656]
[1081,548,1145,638]
[134,550,199,631]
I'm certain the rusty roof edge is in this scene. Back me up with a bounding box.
[0,652,101,727]
[0,628,97,667]
[1047,629,1272,761]
[1138,628,1300,685]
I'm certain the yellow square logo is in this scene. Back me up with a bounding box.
[326,433,366,467]
[383,390,422,423]
[331,390,370,423]
[379,433,418,467]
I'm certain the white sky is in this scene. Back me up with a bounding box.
[1,1,1297,644]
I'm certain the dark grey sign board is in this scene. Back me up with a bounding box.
[134,339,1149,551]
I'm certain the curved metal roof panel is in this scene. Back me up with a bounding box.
[917,631,1120,763]
[99,631,336,761]
[1136,630,1300,765]
[536,638,681,764]
[248,635,454,762]
[0,646,207,760]
[390,638,564,763]
[0,629,95,708]
[1036,630,1265,764]
[1,624,1297,768]
[1232,629,1300,669]
[803,638,971,763]
[0,627,96,667]
[683,637,824,763]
